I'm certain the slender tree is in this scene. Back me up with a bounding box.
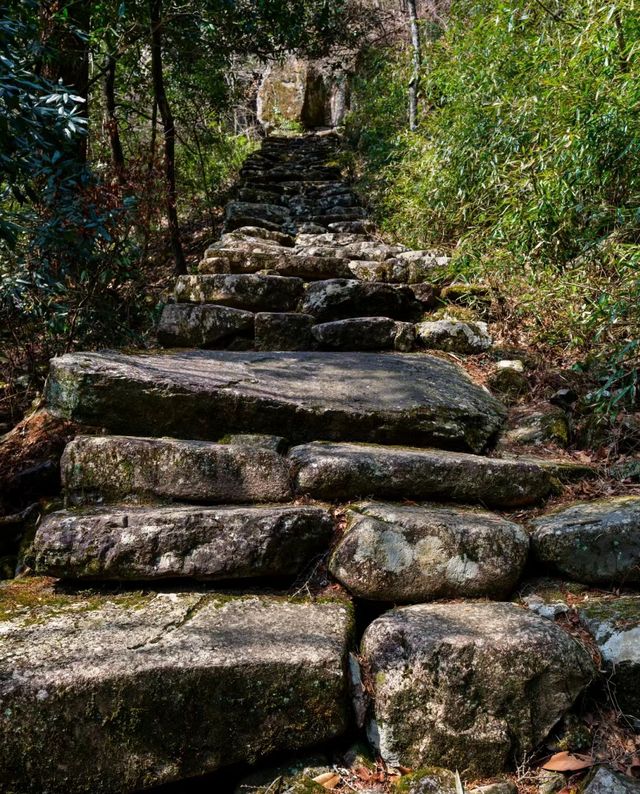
[407,0,421,130]
[104,55,125,175]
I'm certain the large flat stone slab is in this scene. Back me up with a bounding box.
[290,442,555,507]
[62,435,293,504]
[361,602,594,776]
[46,351,506,452]
[33,504,333,581]
[0,582,352,793]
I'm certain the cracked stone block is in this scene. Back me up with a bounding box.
[0,584,352,793]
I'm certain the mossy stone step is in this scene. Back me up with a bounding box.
[46,350,506,452]
[32,504,333,581]
[290,441,556,507]
[175,273,304,312]
[62,435,293,504]
[0,583,352,793]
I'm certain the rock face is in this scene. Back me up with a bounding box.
[531,497,640,584]
[416,320,492,354]
[579,597,640,716]
[361,602,594,776]
[46,351,506,452]
[329,502,528,601]
[32,505,333,581]
[0,587,352,793]
[257,57,328,129]
[62,435,293,504]
[291,442,555,507]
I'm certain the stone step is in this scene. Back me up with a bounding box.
[198,250,353,280]
[302,279,422,322]
[33,504,333,581]
[311,317,415,352]
[0,582,352,793]
[289,441,556,507]
[157,303,254,348]
[360,601,594,776]
[46,350,506,452]
[174,274,304,312]
[62,435,293,504]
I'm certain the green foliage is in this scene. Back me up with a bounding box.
[347,0,640,412]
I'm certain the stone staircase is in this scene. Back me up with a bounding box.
[1,132,636,794]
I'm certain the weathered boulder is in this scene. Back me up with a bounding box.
[530,497,640,584]
[0,583,352,793]
[329,502,528,601]
[311,317,415,352]
[157,303,254,348]
[579,597,640,716]
[290,442,555,507]
[174,274,304,313]
[416,319,492,354]
[255,312,315,351]
[46,351,506,452]
[32,504,332,581]
[361,602,594,776]
[62,435,293,504]
[583,768,640,794]
[302,279,421,322]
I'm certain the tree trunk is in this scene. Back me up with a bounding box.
[150,0,187,275]
[407,0,421,131]
[104,56,125,175]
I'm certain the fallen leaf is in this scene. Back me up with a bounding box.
[312,772,340,789]
[542,752,594,772]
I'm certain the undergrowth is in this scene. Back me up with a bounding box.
[346,0,640,423]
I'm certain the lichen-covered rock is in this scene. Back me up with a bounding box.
[157,303,254,348]
[395,767,459,793]
[46,351,506,452]
[329,502,528,601]
[0,585,352,793]
[174,274,304,312]
[302,279,421,322]
[257,57,328,129]
[578,597,640,716]
[311,317,415,352]
[290,442,555,507]
[361,602,594,776]
[530,497,640,584]
[502,404,570,448]
[583,767,640,794]
[62,435,293,504]
[255,312,315,351]
[32,504,332,581]
[416,319,492,354]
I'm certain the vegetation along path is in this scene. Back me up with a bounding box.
[2,133,639,794]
